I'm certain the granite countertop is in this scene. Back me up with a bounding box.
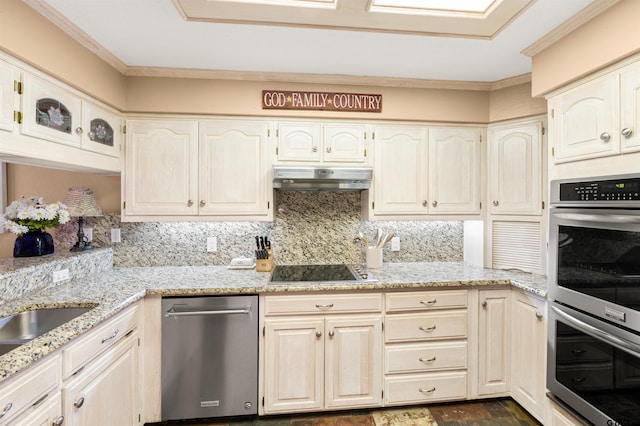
[0,253,547,385]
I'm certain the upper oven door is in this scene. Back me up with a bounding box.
[549,207,640,328]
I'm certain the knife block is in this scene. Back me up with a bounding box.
[256,249,272,272]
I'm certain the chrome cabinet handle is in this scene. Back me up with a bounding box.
[432,201,438,207]
[74,397,85,408]
[101,328,119,344]
[88,131,96,139]
[536,311,543,319]
[32,393,49,407]
[326,147,332,153]
[200,200,206,207]
[492,200,499,206]
[419,356,436,363]
[328,331,335,337]
[75,127,83,135]
[422,200,428,207]
[419,325,436,332]
[315,303,334,309]
[315,331,322,338]
[600,132,611,142]
[312,146,318,152]
[419,387,436,394]
[53,415,65,426]
[187,200,194,207]
[482,301,487,308]
[0,402,12,419]
[622,127,633,138]
[420,299,437,306]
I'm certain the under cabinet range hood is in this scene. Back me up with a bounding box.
[273,166,372,191]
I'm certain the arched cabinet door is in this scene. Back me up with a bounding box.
[21,73,82,146]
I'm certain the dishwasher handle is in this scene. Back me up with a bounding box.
[165,307,251,317]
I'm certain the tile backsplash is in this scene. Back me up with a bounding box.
[54,191,463,267]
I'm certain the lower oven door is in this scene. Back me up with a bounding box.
[548,302,640,426]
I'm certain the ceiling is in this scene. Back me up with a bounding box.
[26,0,615,86]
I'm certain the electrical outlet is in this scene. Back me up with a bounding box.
[111,228,121,243]
[207,236,218,252]
[53,268,70,283]
[391,236,400,251]
[84,227,93,242]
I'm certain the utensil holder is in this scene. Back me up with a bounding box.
[366,247,383,269]
[256,249,273,272]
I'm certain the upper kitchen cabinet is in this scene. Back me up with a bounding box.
[428,127,481,215]
[276,121,370,164]
[488,120,543,215]
[123,118,273,221]
[0,58,19,133]
[80,100,122,157]
[370,125,428,216]
[549,56,640,163]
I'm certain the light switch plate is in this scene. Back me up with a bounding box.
[111,228,121,243]
[391,236,400,251]
[84,227,93,242]
[53,268,70,283]
[207,236,218,252]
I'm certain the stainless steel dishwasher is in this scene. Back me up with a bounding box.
[161,295,258,421]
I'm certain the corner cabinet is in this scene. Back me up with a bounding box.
[123,118,273,221]
[261,293,383,414]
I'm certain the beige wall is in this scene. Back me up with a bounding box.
[531,0,640,97]
[0,0,126,109]
[489,82,547,123]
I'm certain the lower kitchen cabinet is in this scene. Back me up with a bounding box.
[510,290,546,423]
[477,289,510,397]
[261,294,383,414]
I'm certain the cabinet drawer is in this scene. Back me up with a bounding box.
[384,372,467,405]
[264,294,382,316]
[0,355,59,424]
[62,305,138,379]
[385,341,467,374]
[386,290,467,312]
[385,311,467,343]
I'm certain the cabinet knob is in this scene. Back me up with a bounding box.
[53,415,65,426]
[187,200,194,207]
[74,397,85,408]
[328,331,335,337]
[312,146,318,152]
[600,132,611,142]
[326,147,332,153]
[75,127,83,135]
[432,200,438,207]
[315,331,322,338]
[422,200,428,207]
[536,311,543,319]
[481,301,487,308]
[492,200,499,206]
[200,200,206,207]
[622,127,634,138]
[88,131,96,140]
[0,402,12,419]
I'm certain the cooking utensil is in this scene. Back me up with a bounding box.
[358,231,368,247]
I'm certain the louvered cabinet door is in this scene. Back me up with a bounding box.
[490,220,544,274]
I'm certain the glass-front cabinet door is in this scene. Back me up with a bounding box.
[21,73,81,146]
[81,101,121,157]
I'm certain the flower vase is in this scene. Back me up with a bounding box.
[13,231,55,257]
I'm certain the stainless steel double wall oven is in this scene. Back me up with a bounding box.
[548,173,640,426]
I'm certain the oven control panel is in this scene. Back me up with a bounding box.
[554,174,640,204]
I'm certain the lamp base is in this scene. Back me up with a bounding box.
[70,241,93,252]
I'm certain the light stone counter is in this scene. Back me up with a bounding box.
[0,249,547,384]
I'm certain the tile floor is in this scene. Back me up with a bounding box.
[155,398,542,426]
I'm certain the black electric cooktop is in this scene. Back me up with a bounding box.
[270,264,376,283]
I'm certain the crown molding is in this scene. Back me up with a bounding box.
[521,0,620,57]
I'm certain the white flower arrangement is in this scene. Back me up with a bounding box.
[2,196,71,235]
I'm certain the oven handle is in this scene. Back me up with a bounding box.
[551,305,640,355]
[553,212,640,224]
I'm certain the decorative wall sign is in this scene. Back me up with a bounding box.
[262,90,382,112]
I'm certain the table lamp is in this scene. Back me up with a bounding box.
[63,187,103,252]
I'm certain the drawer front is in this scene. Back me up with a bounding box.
[386,290,467,312]
[62,304,138,379]
[264,294,382,316]
[0,355,59,424]
[385,341,467,374]
[385,311,467,343]
[384,372,467,405]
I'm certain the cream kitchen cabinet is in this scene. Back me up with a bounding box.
[384,290,468,405]
[0,355,61,425]
[549,58,640,163]
[488,120,543,215]
[510,290,546,423]
[276,121,369,164]
[80,100,122,157]
[261,294,383,414]
[0,58,19,134]
[124,119,272,220]
[477,289,510,397]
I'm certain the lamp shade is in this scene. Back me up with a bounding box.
[63,187,103,217]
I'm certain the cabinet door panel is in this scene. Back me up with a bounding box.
[489,122,542,215]
[373,126,428,215]
[277,122,321,162]
[199,120,270,216]
[325,316,382,408]
[478,290,510,396]
[81,101,121,157]
[0,59,18,133]
[125,120,198,216]
[264,318,324,413]
[323,124,366,163]
[428,128,480,214]
[621,61,640,153]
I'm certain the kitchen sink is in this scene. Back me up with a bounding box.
[0,307,93,356]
